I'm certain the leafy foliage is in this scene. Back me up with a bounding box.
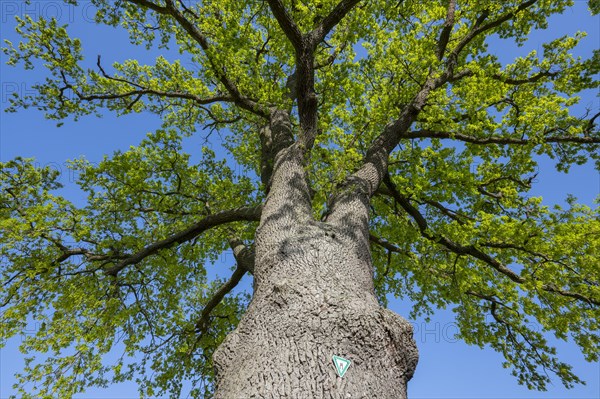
[1,0,599,397]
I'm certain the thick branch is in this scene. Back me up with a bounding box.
[403,129,600,145]
[266,0,304,51]
[53,247,124,265]
[268,1,362,155]
[263,1,320,153]
[229,238,255,274]
[259,109,297,190]
[128,0,167,14]
[104,205,262,276]
[436,0,456,60]
[295,60,319,153]
[331,5,497,207]
[258,111,314,233]
[450,69,559,86]
[328,72,445,215]
[495,70,559,85]
[310,0,362,49]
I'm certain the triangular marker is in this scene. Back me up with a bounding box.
[332,355,351,377]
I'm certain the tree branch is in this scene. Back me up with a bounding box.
[128,0,168,15]
[310,0,362,49]
[259,109,298,192]
[267,1,362,156]
[445,0,538,74]
[60,56,234,109]
[495,70,559,85]
[328,72,445,215]
[127,0,268,118]
[331,5,486,208]
[382,175,599,306]
[229,238,255,274]
[43,232,123,269]
[53,247,124,265]
[194,265,246,334]
[478,0,538,35]
[369,233,411,257]
[104,205,262,276]
[193,239,255,339]
[418,198,475,225]
[436,0,456,60]
[402,129,600,145]
[265,0,304,51]
[65,83,232,109]
[450,68,559,86]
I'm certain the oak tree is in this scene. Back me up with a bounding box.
[2,0,599,398]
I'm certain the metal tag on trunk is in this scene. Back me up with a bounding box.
[332,355,351,377]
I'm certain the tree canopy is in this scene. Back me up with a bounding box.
[1,0,599,398]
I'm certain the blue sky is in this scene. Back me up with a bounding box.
[0,1,599,398]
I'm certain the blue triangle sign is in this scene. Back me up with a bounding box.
[332,355,351,377]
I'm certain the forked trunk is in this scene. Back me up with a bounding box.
[213,112,418,398]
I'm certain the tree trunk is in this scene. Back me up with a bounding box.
[213,112,418,398]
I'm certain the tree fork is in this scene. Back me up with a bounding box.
[213,109,418,397]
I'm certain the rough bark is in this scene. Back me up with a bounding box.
[213,111,418,398]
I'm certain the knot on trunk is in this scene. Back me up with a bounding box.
[379,308,419,381]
